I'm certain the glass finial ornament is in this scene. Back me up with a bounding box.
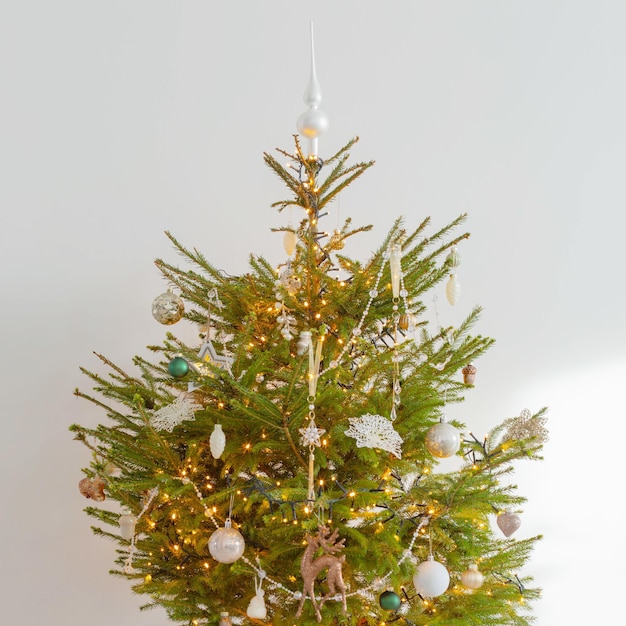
[209,423,226,459]
[151,290,184,325]
[412,555,450,597]
[209,518,245,564]
[168,355,189,378]
[379,589,401,611]
[497,510,521,537]
[425,416,461,458]
[118,507,137,541]
[461,564,485,589]
[296,23,328,156]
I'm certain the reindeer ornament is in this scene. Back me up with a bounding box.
[295,525,347,622]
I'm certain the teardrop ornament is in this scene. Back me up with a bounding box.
[283,230,297,256]
[446,274,461,305]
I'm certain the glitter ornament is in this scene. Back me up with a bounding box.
[209,423,226,459]
[119,508,137,541]
[151,395,201,432]
[78,476,106,502]
[497,511,521,537]
[151,290,184,325]
[345,414,404,458]
[209,519,245,564]
[425,417,460,458]
[461,564,484,589]
[503,409,549,445]
[413,555,449,597]
[462,363,477,385]
[168,356,189,378]
[379,590,401,611]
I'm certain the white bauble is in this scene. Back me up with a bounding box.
[413,556,450,597]
[209,520,245,564]
[425,418,461,458]
[446,274,461,305]
[297,108,329,139]
[151,291,184,325]
[461,564,485,589]
[209,423,226,459]
[119,508,137,540]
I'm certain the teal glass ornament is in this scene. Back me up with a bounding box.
[379,590,401,611]
[168,356,189,378]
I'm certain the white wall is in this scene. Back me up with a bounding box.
[1,1,624,623]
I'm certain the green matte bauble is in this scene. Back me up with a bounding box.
[168,356,189,378]
[379,590,401,611]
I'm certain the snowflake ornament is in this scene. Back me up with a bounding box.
[345,414,404,458]
[503,408,549,444]
[151,395,202,432]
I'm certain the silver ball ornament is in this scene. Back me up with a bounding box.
[209,519,245,564]
[425,418,461,458]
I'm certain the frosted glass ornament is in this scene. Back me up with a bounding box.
[297,108,329,139]
[119,508,137,540]
[497,511,521,537]
[446,246,461,268]
[389,244,402,298]
[296,330,312,356]
[446,274,460,305]
[425,418,460,458]
[210,423,226,459]
[283,230,297,256]
[413,555,450,597]
[151,291,184,325]
[209,519,245,564]
[461,564,484,589]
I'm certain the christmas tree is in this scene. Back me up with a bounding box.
[71,34,547,626]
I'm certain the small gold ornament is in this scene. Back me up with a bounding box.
[78,476,106,502]
[462,363,477,385]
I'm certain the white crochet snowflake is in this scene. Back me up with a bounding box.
[345,413,403,458]
[151,395,202,432]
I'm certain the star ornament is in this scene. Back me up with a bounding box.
[195,338,233,374]
[299,419,326,448]
[345,414,404,459]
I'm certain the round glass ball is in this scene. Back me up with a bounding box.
[209,522,245,564]
[425,420,460,458]
[168,356,189,379]
[379,590,401,611]
[461,564,484,589]
[151,291,184,325]
[413,557,449,597]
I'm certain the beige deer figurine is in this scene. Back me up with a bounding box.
[295,525,347,622]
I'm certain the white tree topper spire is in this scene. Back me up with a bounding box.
[296,22,329,157]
